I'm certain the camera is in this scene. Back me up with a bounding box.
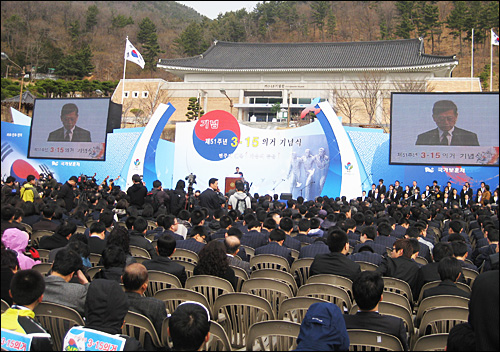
[185,173,197,188]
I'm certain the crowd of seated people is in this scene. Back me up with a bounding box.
[1,173,498,350]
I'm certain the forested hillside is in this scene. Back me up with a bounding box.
[1,1,499,94]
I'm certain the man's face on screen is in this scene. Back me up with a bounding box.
[433,109,457,132]
[61,111,79,131]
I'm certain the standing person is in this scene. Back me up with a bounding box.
[170,180,187,216]
[376,179,386,197]
[20,175,40,203]
[47,103,91,142]
[234,167,243,176]
[1,270,53,351]
[228,180,251,214]
[58,176,78,212]
[149,180,170,213]
[198,178,225,215]
[127,174,147,209]
[415,100,479,146]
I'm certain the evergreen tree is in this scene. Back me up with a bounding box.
[137,17,163,72]
[395,1,416,39]
[85,5,99,32]
[174,21,209,57]
[186,97,204,121]
[311,1,330,40]
[446,1,468,53]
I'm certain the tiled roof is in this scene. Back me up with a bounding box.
[158,39,457,71]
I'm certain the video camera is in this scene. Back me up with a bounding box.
[185,173,197,188]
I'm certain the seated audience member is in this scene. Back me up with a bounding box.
[1,270,53,351]
[156,214,183,241]
[404,226,432,263]
[175,225,207,254]
[128,217,156,259]
[224,235,251,277]
[1,246,20,305]
[241,220,268,249]
[353,226,387,256]
[445,322,476,351]
[279,217,301,252]
[43,248,89,316]
[473,229,499,270]
[374,222,397,249]
[87,221,107,255]
[343,271,409,351]
[295,302,350,351]
[168,302,211,351]
[294,218,316,244]
[93,245,127,283]
[193,240,237,291]
[63,279,143,351]
[142,233,187,287]
[48,233,92,270]
[376,238,420,298]
[298,237,330,259]
[38,220,77,250]
[31,204,59,232]
[106,226,137,267]
[349,244,383,266]
[2,228,41,270]
[310,227,361,281]
[422,256,470,299]
[254,228,294,266]
[210,214,233,241]
[451,241,478,271]
[122,263,168,348]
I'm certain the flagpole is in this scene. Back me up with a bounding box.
[121,36,128,106]
[471,28,474,92]
[490,29,493,92]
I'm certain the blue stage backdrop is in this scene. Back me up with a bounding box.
[1,103,497,197]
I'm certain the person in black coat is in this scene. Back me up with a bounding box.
[343,271,409,351]
[143,233,187,287]
[127,174,148,209]
[58,176,78,212]
[198,178,225,216]
[422,257,470,300]
[310,227,361,281]
[254,228,295,267]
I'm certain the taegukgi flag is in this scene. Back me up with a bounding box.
[124,38,145,68]
[492,29,499,46]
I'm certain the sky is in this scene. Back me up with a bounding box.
[177,1,261,19]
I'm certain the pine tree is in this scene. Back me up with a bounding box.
[137,17,163,72]
[446,1,468,53]
[85,5,99,32]
[186,97,204,121]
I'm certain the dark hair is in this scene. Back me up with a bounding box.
[102,245,126,269]
[61,103,78,116]
[208,178,218,186]
[157,233,176,257]
[41,204,56,218]
[122,263,148,291]
[10,269,45,306]
[432,242,453,262]
[190,225,207,239]
[326,228,348,253]
[405,226,420,239]
[106,226,131,254]
[191,209,205,226]
[279,217,294,232]
[352,271,384,311]
[1,247,19,271]
[438,256,462,281]
[52,248,83,276]
[133,217,148,233]
[377,223,392,237]
[227,227,243,239]
[269,228,286,242]
[27,175,36,182]
[449,220,463,234]
[98,211,114,228]
[298,218,311,232]
[451,241,468,258]
[487,229,499,242]
[235,180,245,192]
[408,238,420,255]
[393,238,413,258]
[433,100,458,116]
[153,180,162,188]
[169,303,210,351]
[90,221,106,234]
[195,241,229,277]
[263,217,277,231]
[362,226,376,240]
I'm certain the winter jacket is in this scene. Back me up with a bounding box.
[2,228,40,270]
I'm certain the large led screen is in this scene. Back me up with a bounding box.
[390,93,499,166]
[28,98,120,161]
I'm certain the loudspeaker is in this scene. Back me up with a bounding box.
[280,193,293,200]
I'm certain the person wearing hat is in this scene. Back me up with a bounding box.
[295,302,349,351]
[47,103,91,142]
[415,100,479,146]
[58,176,78,212]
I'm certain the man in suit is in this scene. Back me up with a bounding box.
[254,228,294,266]
[123,263,168,337]
[422,257,470,299]
[47,103,92,142]
[143,233,187,287]
[416,100,479,146]
[310,227,361,281]
[224,236,251,276]
[343,271,409,351]
[298,237,330,259]
[176,225,207,254]
[376,179,386,197]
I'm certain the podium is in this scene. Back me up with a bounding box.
[225,177,242,194]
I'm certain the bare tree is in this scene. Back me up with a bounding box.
[352,72,384,125]
[332,85,361,125]
[391,78,430,92]
[135,81,171,126]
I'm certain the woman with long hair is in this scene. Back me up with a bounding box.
[193,240,237,290]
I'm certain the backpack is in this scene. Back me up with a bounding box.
[236,196,248,214]
[145,191,161,212]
